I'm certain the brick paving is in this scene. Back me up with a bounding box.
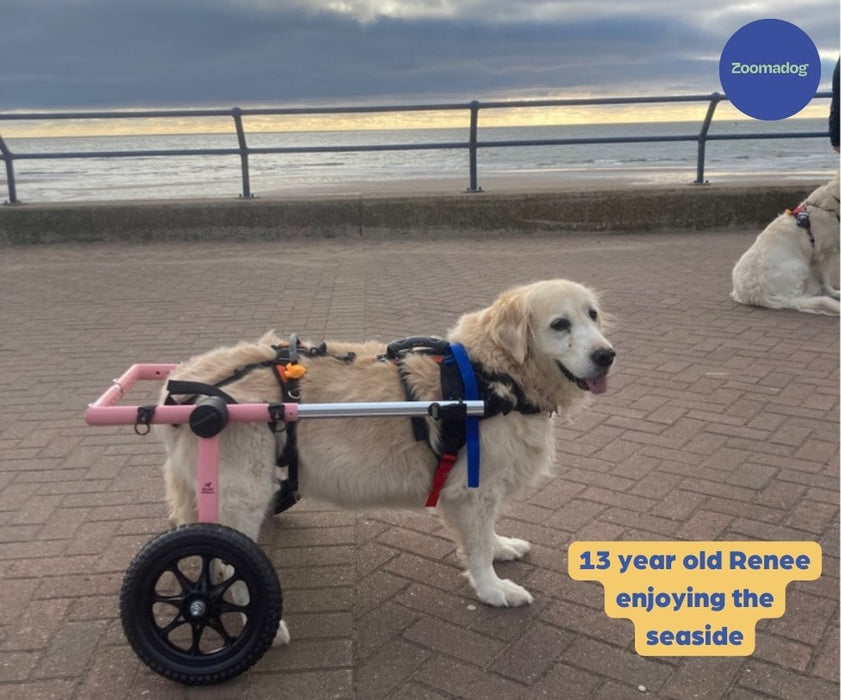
[0,229,837,699]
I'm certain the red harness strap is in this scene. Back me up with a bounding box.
[425,453,457,507]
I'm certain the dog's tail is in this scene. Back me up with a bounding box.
[766,294,841,315]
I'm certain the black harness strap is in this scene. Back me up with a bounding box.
[386,337,545,506]
[387,336,451,445]
[398,365,430,442]
[271,350,303,515]
[273,422,301,514]
[790,204,815,248]
[789,197,841,249]
[165,381,238,405]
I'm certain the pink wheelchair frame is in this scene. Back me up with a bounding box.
[85,362,484,685]
[86,363,484,523]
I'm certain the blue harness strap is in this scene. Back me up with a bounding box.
[447,342,481,488]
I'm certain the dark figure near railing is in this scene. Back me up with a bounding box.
[830,58,840,152]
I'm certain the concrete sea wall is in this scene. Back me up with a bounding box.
[0,182,823,246]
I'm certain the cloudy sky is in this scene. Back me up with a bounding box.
[1,0,838,114]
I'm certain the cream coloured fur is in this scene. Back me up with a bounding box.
[157,279,615,645]
[731,174,840,315]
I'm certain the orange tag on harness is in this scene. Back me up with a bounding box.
[284,363,307,380]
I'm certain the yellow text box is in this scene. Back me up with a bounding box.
[568,541,821,656]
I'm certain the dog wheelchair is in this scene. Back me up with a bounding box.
[85,361,484,685]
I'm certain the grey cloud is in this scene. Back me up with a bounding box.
[1,0,837,110]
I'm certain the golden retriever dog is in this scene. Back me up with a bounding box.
[731,173,840,315]
[157,279,615,645]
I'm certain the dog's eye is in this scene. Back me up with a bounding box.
[550,318,571,332]
[588,309,598,321]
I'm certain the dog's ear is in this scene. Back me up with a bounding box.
[486,290,531,364]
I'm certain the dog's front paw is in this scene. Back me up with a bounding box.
[494,536,531,561]
[272,620,291,647]
[477,579,534,607]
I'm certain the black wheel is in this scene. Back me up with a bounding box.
[120,523,282,685]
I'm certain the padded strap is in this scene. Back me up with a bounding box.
[447,343,480,488]
[166,380,237,405]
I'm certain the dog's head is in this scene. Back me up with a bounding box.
[810,173,840,218]
[454,279,615,409]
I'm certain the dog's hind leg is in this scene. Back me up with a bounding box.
[437,494,533,607]
[163,459,198,527]
[214,507,291,647]
[215,460,291,646]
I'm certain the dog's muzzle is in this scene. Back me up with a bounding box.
[557,348,615,394]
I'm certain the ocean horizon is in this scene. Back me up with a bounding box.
[2,118,837,203]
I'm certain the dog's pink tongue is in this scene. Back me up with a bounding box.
[586,374,608,394]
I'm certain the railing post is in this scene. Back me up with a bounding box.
[0,134,19,204]
[695,92,722,185]
[231,107,254,199]
[466,100,482,192]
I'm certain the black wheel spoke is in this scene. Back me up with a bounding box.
[152,593,184,609]
[215,600,249,615]
[211,569,242,598]
[206,615,238,647]
[156,615,188,638]
[198,553,216,592]
[189,621,206,655]
[165,562,195,592]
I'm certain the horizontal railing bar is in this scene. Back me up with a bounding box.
[478,94,726,109]
[232,103,473,116]
[704,132,826,141]
[0,104,473,121]
[10,131,825,162]
[14,148,242,160]
[2,93,830,123]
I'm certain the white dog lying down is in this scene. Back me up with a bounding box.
[731,174,840,315]
[157,279,615,645]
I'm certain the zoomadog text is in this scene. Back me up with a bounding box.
[730,62,809,77]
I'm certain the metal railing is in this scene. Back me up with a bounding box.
[0,91,832,204]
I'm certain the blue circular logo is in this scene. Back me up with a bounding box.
[719,19,820,120]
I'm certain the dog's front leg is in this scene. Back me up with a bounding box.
[437,495,533,607]
[813,257,841,299]
[821,270,841,299]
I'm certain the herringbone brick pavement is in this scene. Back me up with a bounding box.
[0,229,837,699]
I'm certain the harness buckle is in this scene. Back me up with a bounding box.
[269,403,286,433]
[428,401,467,421]
[134,405,156,435]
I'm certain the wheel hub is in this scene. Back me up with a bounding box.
[188,599,207,618]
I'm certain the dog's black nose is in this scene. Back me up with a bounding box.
[592,348,616,368]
